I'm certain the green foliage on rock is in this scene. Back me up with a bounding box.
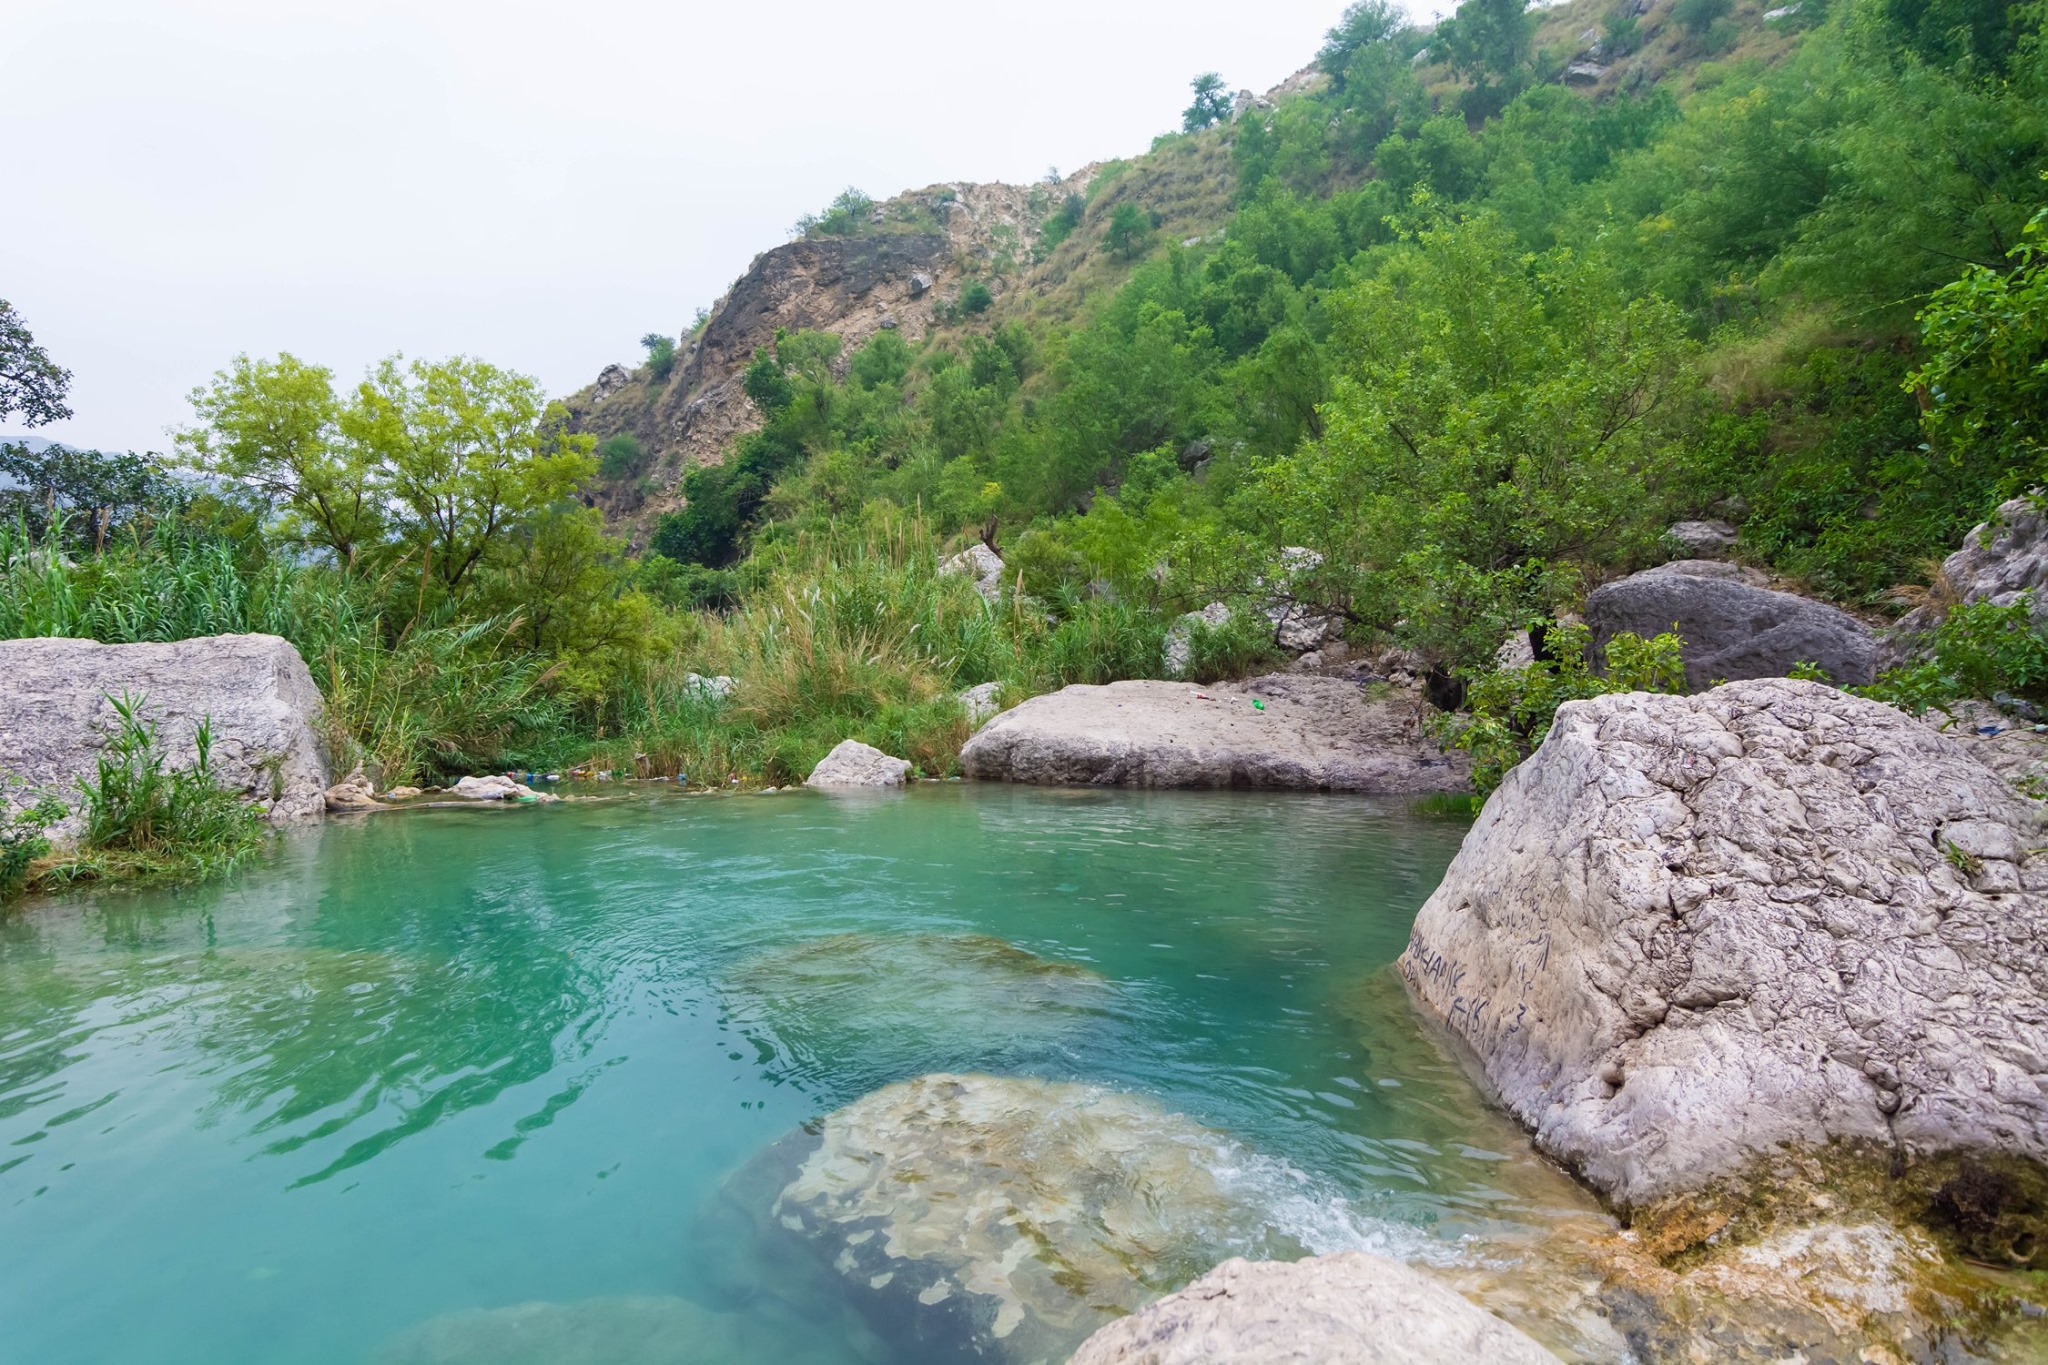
[1432,620,1686,793]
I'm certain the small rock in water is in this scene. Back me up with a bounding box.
[449,775,559,803]
[805,740,911,788]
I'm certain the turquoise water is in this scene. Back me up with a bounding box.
[0,786,1598,1364]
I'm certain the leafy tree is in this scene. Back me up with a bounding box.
[0,299,73,428]
[1039,193,1086,251]
[744,347,796,416]
[1436,0,1535,118]
[340,355,595,592]
[1183,73,1233,132]
[1258,212,1705,670]
[851,331,912,389]
[1909,205,2048,499]
[642,332,677,382]
[1318,0,1406,79]
[179,353,382,564]
[959,281,994,315]
[597,432,645,480]
[1673,0,1732,35]
[1104,202,1156,260]
[794,187,875,238]
[0,442,184,548]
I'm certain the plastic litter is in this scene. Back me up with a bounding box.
[1251,699,1266,711]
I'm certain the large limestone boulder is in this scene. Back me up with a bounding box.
[960,675,1468,792]
[0,634,329,840]
[1067,1253,1561,1365]
[1399,678,2048,1211]
[743,1073,1372,1363]
[1586,564,1876,689]
[805,739,912,788]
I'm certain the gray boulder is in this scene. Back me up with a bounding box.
[1067,1253,1561,1365]
[960,675,1468,792]
[806,739,911,788]
[1162,602,1231,678]
[1399,678,2048,1210]
[938,543,1005,600]
[1941,497,2048,616]
[957,680,1004,725]
[1666,519,1739,556]
[1586,565,1876,689]
[0,633,330,842]
[593,363,631,400]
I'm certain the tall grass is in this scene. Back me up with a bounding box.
[0,519,569,784]
[594,506,1171,784]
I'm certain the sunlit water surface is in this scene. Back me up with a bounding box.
[0,785,1605,1365]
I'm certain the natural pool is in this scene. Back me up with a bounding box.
[0,785,1612,1365]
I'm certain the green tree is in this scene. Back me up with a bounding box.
[341,355,595,593]
[1183,73,1233,132]
[1104,202,1156,260]
[0,442,184,548]
[0,299,72,428]
[642,332,677,381]
[1258,212,1704,670]
[1319,0,1406,78]
[1909,205,2048,498]
[1436,0,1535,117]
[794,187,875,238]
[1673,0,1732,35]
[179,353,383,564]
[597,432,645,479]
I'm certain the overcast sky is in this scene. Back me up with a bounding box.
[4,0,1442,453]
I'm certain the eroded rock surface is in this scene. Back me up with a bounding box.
[1067,1252,1561,1365]
[805,739,911,788]
[1586,566,1876,689]
[1942,497,2048,615]
[1399,678,2048,1210]
[750,1073,1383,1363]
[960,675,1468,792]
[0,633,329,840]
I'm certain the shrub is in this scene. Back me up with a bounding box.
[1860,598,2048,715]
[794,187,875,238]
[1673,0,1732,35]
[1430,619,1685,793]
[597,433,645,480]
[67,694,267,882]
[1104,203,1156,260]
[641,334,677,382]
[959,282,994,316]
[0,779,66,899]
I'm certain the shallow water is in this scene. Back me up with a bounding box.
[0,785,1607,1365]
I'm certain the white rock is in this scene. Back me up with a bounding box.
[1399,678,2048,1210]
[957,681,1004,726]
[961,674,1468,793]
[0,633,331,845]
[684,672,737,701]
[805,740,912,788]
[938,543,1005,601]
[1666,519,1740,556]
[1068,1253,1561,1365]
[1941,497,2048,618]
[450,775,557,802]
[1163,602,1232,678]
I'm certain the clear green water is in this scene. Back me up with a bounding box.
[0,786,1599,1365]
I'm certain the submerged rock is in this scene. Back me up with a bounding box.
[0,633,331,842]
[1400,678,2048,1208]
[960,674,1468,792]
[723,934,1110,1085]
[1067,1252,1562,1364]
[750,1073,1385,1363]
[1585,565,1876,689]
[804,739,912,788]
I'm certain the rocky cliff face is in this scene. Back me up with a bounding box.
[562,177,1091,540]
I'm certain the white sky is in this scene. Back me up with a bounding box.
[3,0,1439,453]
